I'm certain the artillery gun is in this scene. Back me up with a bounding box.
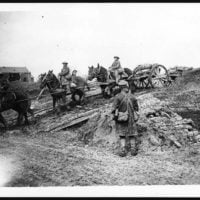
[128,63,170,89]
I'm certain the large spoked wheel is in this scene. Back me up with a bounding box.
[133,77,150,89]
[149,65,169,88]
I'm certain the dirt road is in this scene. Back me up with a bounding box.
[1,128,200,186]
[1,89,200,186]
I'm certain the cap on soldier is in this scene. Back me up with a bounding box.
[114,56,119,59]
[118,80,129,87]
[62,61,68,64]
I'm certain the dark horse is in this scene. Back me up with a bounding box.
[0,79,34,128]
[40,70,66,109]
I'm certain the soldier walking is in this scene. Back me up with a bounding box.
[111,80,140,157]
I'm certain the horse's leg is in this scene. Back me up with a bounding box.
[16,112,23,126]
[53,96,56,109]
[81,91,86,105]
[24,112,29,125]
[0,113,8,128]
[71,89,76,102]
[28,107,36,124]
[62,92,66,104]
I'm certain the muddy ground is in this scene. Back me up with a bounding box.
[1,87,200,186]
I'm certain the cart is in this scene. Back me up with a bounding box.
[128,63,170,89]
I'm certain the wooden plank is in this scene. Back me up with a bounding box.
[53,112,98,131]
[47,108,101,132]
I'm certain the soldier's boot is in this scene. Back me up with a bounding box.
[118,138,128,157]
[119,147,127,157]
[130,136,139,156]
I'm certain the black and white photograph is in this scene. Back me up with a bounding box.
[1,2,200,197]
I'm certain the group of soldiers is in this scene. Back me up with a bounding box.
[59,56,128,91]
[58,57,139,157]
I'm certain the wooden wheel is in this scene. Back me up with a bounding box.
[130,77,149,89]
[140,77,150,88]
[149,65,169,88]
[132,79,141,89]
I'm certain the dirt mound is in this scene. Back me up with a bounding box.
[153,67,200,119]
[77,93,200,154]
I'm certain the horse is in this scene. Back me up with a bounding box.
[88,64,133,82]
[39,70,66,109]
[88,64,108,82]
[88,64,134,97]
[70,74,90,105]
[0,79,34,128]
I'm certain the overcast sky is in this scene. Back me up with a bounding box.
[0,3,200,80]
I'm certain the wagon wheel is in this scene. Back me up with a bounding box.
[149,65,169,88]
[140,77,151,88]
[132,79,141,89]
[131,77,149,89]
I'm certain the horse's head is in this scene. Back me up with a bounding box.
[39,72,47,89]
[88,66,97,81]
[40,70,60,90]
[40,70,53,88]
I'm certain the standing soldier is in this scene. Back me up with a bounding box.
[111,80,140,157]
[108,56,127,83]
[59,61,71,93]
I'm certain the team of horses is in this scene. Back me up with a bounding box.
[0,65,134,128]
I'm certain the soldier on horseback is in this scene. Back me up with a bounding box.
[108,56,128,83]
[59,61,71,93]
